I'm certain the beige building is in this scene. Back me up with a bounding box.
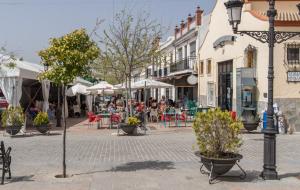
[198,0,300,129]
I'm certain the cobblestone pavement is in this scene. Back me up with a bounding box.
[0,124,300,190]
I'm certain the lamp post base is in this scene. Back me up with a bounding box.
[261,169,278,180]
[261,132,278,180]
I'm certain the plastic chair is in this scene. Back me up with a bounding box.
[111,113,121,125]
[87,112,101,127]
[176,112,187,127]
[187,107,198,121]
[149,108,159,122]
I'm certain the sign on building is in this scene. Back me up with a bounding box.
[287,71,300,82]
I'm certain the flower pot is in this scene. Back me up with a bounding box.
[199,153,243,176]
[5,125,22,136]
[119,123,137,135]
[35,123,51,134]
[243,121,259,132]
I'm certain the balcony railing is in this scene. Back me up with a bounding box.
[170,56,196,73]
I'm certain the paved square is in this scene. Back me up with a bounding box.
[1,125,300,190]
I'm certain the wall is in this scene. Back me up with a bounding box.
[198,0,300,130]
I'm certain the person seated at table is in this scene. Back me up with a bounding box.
[108,103,116,113]
[151,99,158,109]
[47,104,56,120]
[159,96,167,105]
[147,97,153,107]
[136,102,145,113]
[29,101,39,118]
[168,98,175,107]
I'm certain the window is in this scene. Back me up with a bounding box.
[247,50,254,67]
[207,60,212,75]
[164,67,168,76]
[287,46,300,64]
[159,69,162,77]
[199,61,204,75]
[244,45,257,68]
[146,68,151,78]
[178,48,183,60]
[207,83,215,106]
[190,41,196,57]
[166,88,170,99]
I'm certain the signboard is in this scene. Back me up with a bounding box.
[287,71,300,82]
[187,75,198,85]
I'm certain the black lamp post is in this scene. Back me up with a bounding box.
[225,0,300,180]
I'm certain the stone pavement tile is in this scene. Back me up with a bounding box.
[1,129,300,190]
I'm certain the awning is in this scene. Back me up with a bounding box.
[167,69,196,77]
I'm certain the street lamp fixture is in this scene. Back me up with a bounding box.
[224,0,244,33]
[43,62,49,71]
[224,0,300,180]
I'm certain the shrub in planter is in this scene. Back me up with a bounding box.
[242,112,260,132]
[120,117,140,135]
[193,108,245,182]
[2,107,25,135]
[33,112,50,134]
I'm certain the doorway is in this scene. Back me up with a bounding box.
[218,60,233,111]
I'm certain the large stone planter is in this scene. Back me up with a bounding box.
[35,123,51,134]
[5,125,22,136]
[197,152,246,184]
[200,153,242,175]
[119,123,137,135]
[243,121,259,132]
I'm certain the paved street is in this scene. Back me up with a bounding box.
[1,124,300,190]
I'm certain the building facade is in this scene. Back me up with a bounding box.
[148,7,210,104]
[198,0,300,130]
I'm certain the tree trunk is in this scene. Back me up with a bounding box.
[125,76,129,119]
[62,85,67,178]
[128,73,133,116]
[56,86,62,127]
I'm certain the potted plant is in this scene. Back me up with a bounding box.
[119,116,140,135]
[1,107,25,135]
[242,112,260,132]
[33,112,51,134]
[193,108,246,184]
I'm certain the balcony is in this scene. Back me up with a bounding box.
[170,56,196,73]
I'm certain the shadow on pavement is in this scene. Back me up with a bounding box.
[9,132,61,138]
[73,161,175,176]
[5,175,35,184]
[201,170,262,184]
[106,161,175,172]
[279,172,300,179]
[106,160,175,172]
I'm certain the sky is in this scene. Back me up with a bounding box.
[0,0,216,63]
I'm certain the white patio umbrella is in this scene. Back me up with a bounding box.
[86,81,114,92]
[131,78,173,89]
[66,83,88,96]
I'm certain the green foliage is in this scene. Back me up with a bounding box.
[94,9,162,85]
[1,107,24,127]
[33,112,49,126]
[127,117,140,126]
[193,108,243,158]
[38,28,100,85]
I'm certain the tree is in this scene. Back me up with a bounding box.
[38,28,99,178]
[94,10,162,115]
[0,46,16,68]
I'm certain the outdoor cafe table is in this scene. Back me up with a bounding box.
[97,113,112,129]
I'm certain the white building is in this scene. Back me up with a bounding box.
[198,0,300,130]
[148,7,211,104]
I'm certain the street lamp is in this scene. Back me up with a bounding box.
[43,62,49,71]
[225,0,300,180]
